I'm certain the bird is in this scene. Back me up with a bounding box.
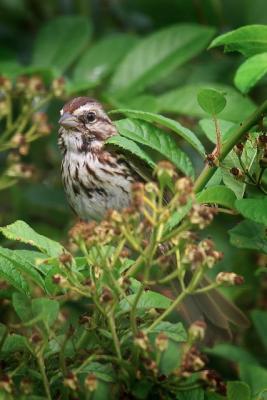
[58,96,249,341]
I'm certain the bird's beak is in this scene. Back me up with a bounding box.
[58,112,79,129]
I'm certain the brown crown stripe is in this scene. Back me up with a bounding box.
[63,97,101,114]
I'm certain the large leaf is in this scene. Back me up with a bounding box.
[119,291,172,312]
[209,25,267,57]
[239,363,267,395]
[0,254,30,295]
[159,84,256,122]
[234,52,267,94]
[0,220,64,257]
[106,136,156,169]
[227,382,251,400]
[110,109,205,156]
[235,198,267,225]
[251,309,267,350]
[32,298,59,331]
[196,186,236,209]
[206,344,258,364]
[0,247,45,289]
[114,119,195,177]
[229,220,267,254]
[109,24,215,97]
[73,34,138,85]
[33,16,91,74]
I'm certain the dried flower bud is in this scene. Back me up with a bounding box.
[216,272,244,286]
[68,221,97,243]
[84,373,98,392]
[83,278,96,293]
[188,320,206,341]
[16,75,29,91]
[145,182,159,195]
[118,276,131,290]
[30,331,42,344]
[182,346,207,373]
[100,287,113,304]
[20,378,32,395]
[155,161,176,180]
[131,182,145,209]
[230,167,243,179]
[143,358,158,375]
[0,76,12,91]
[134,331,150,351]
[190,205,216,229]
[200,369,226,395]
[175,177,193,194]
[64,372,78,391]
[155,332,168,352]
[0,374,12,393]
[52,274,68,287]
[28,75,45,94]
[234,142,244,155]
[79,314,92,325]
[183,243,204,267]
[59,252,73,266]
[52,77,65,97]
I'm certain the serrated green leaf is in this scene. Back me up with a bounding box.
[73,34,138,85]
[106,136,155,169]
[119,291,172,312]
[159,84,256,123]
[0,254,30,295]
[111,109,205,156]
[149,321,187,342]
[33,16,92,74]
[251,309,267,350]
[197,88,226,115]
[12,293,32,322]
[229,220,267,254]
[196,185,236,209]
[209,25,267,57]
[235,198,267,225]
[114,119,195,177]
[0,247,45,289]
[109,24,215,97]
[234,52,267,94]
[227,381,251,400]
[0,220,65,257]
[31,298,59,331]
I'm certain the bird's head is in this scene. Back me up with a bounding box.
[58,97,116,153]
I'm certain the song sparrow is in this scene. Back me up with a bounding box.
[58,96,248,340]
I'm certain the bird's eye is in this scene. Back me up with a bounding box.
[85,111,97,123]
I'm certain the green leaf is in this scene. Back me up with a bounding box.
[109,24,215,97]
[229,220,267,254]
[235,198,267,225]
[206,344,258,364]
[196,186,236,209]
[114,119,195,177]
[0,254,30,295]
[110,109,205,156]
[1,333,29,354]
[165,200,192,231]
[121,95,160,113]
[176,388,204,400]
[33,16,92,74]
[73,34,138,85]
[199,118,235,144]
[149,321,187,342]
[209,25,267,57]
[0,220,65,257]
[251,309,267,350]
[12,293,32,322]
[119,291,172,312]
[0,247,45,289]
[239,363,267,395]
[159,84,256,123]
[106,136,156,169]
[234,52,267,94]
[197,88,226,115]
[31,298,59,331]
[227,381,251,400]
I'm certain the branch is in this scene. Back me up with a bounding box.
[194,99,267,193]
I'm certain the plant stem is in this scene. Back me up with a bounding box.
[194,99,267,192]
[107,313,122,359]
[36,354,52,400]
